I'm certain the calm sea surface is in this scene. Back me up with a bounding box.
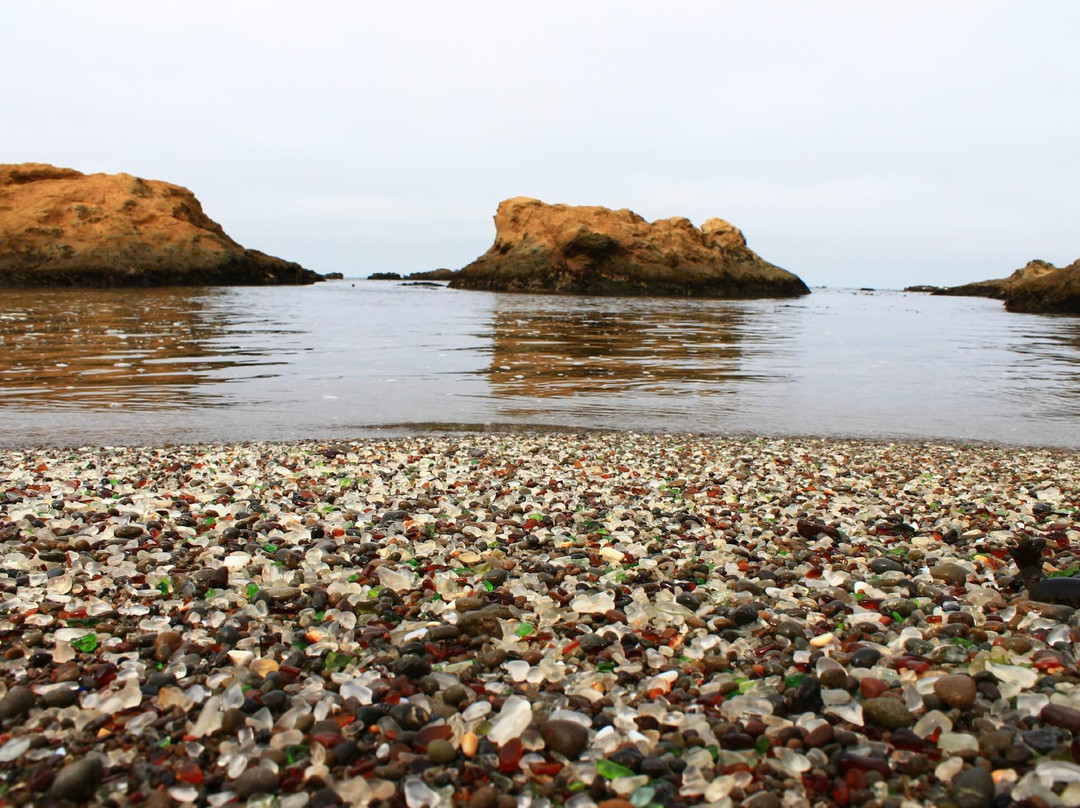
[2,282,1080,448]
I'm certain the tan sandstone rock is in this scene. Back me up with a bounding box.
[0,163,320,287]
[1003,258,1080,313]
[920,259,1059,300]
[449,197,809,297]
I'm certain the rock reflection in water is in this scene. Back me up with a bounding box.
[5,283,1080,448]
[485,296,776,400]
[0,287,293,410]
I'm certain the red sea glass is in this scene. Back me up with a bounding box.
[498,738,523,773]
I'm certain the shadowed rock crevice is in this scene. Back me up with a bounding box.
[449,197,810,298]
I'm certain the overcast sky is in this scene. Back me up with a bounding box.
[3,2,1077,288]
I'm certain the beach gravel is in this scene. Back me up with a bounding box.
[1,433,1079,807]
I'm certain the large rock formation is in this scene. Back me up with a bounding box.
[907,260,1058,299]
[449,197,809,297]
[0,163,321,287]
[1003,258,1080,313]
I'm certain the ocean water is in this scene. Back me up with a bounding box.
[2,282,1080,448]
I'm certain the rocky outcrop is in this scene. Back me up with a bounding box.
[905,259,1080,314]
[368,269,458,282]
[0,163,320,287]
[908,260,1059,299]
[449,197,809,298]
[409,268,458,280]
[1004,259,1080,313]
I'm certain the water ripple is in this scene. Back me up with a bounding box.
[2,284,1080,446]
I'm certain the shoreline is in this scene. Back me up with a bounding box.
[1,433,1079,807]
[4,424,1080,453]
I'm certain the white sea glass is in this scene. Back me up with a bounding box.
[488,695,533,745]
[569,591,615,614]
[189,695,223,738]
[403,776,440,808]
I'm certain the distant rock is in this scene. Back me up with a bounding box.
[408,268,458,280]
[936,279,1012,299]
[911,258,1080,314]
[448,197,809,298]
[907,260,1058,300]
[903,285,942,293]
[368,269,457,282]
[323,272,345,280]
[1004,258,1080,313]
[0,163,320,287]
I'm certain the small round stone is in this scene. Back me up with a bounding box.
[578,632,610,652]
[850,647,882,668]
[482,568,509,587]
[468,785,499,808]
[260,690,287,712]
[234,766,279,799]
[1040,703,1080,732]
[804,723,833,747]
[931,562,969,586]
[744,793,783,808]
[428,624,461,641]
[675,591,700,610]
[153,630,183,662]
[442,685,469,708]
[1004,744,1033,765]
[819,667,847,688]
[263,585,301,602]
[731,603,760,625]
[310,787,343,808]
[48,757,103,802]
[426,738,456,764]
[457,609,503,638]
[41,684,78,709]
[775,620,805,640]
[331,739,359,766]
[951,766,994,808]
[860,677,890,698]
[862,698,915,729]
[934,674,977,709]
[221,707,246,733]
[392,654,432,679]
[542,719,590,759]
[1000,636,1032,654]
[0,685,37,721]
[1024,727,1066,754]
[870,557,906,574]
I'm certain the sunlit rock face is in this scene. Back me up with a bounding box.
[0,163,321,287]
[450,197,809,298]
